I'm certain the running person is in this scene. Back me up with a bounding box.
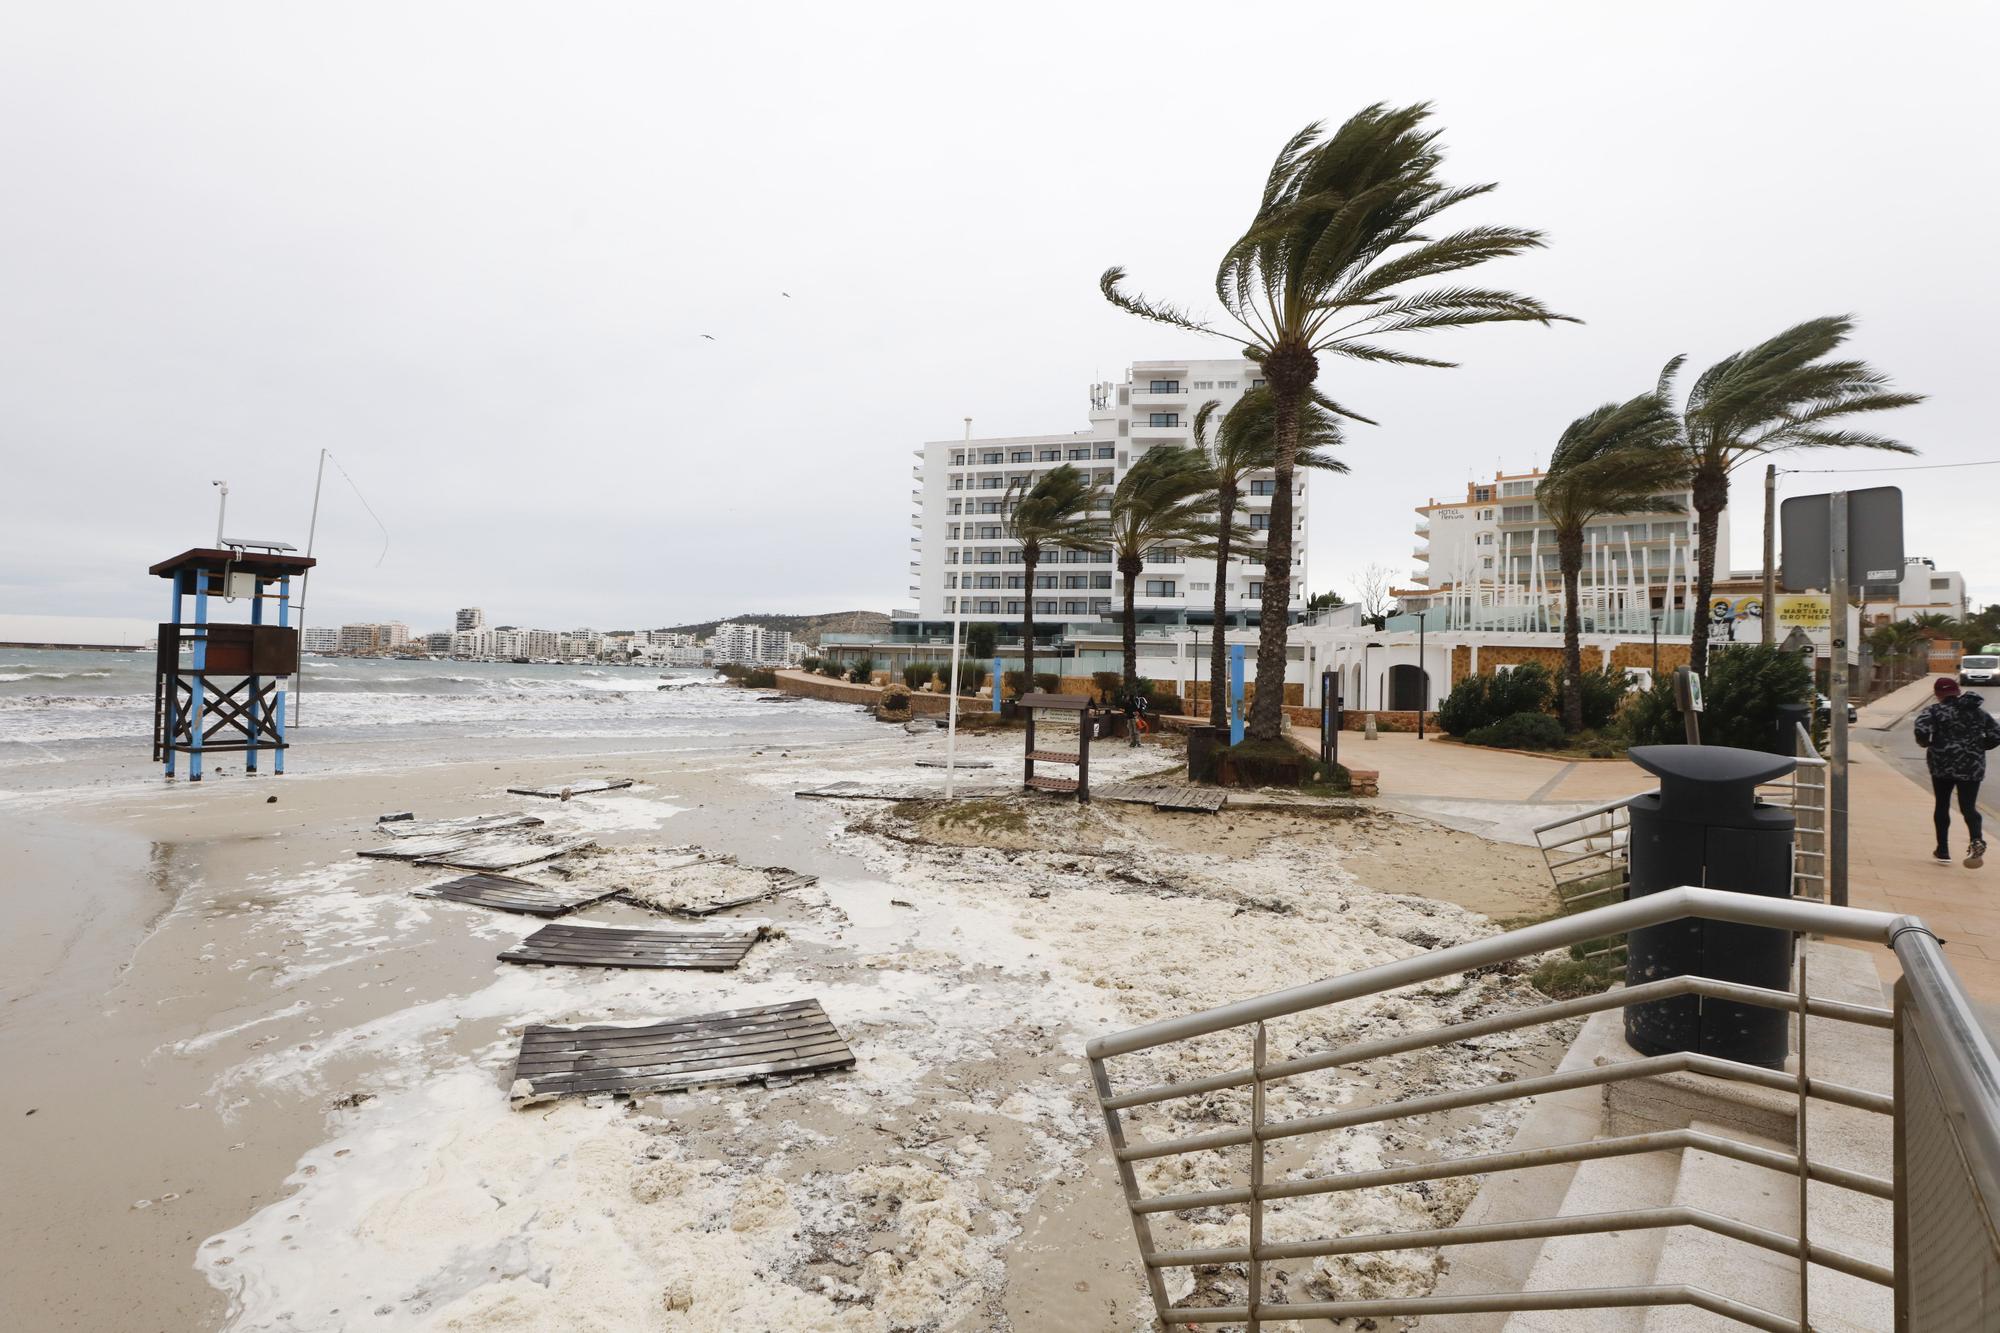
[1914,676,2000,868]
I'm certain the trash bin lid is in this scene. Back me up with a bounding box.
[1628,744,1797,826]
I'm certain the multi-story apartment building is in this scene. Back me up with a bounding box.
[908,358,1307,631]
[301,626,339,654]
[423,631,454,654]
[1404,468,1726,612]
[456,607,485,633]
[337,623,384,655]
[710,622,790,666]
[1862,557,1968,625]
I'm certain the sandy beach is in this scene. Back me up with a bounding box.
[1,679,1565,1332]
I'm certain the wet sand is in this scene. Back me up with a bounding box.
[0,711,1564,1331]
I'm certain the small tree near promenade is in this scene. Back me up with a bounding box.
[1538,386,1684,731]
[1104,446,1222,693]
[1666,316,1922,675]
[1103,102,1572,741]
[1002,464,1103,700]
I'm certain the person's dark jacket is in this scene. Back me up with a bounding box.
[1914,693,2000,783]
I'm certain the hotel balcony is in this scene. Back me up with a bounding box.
[1414,548,1429,561]
[1130,385,1188,402]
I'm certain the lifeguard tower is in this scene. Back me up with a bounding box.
[150,542,316,780]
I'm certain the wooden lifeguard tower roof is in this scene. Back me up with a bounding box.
[149,547,317,581]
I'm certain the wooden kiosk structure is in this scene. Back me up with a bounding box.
[150,545,315,781]
[1019,692,1095,802]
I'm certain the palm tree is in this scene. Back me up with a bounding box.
[1103,102,1572,741]
[1667,316,1923,674]
[1002,464,1103,698]
[1104,445,1222,692]
[1538,390,1685,731]
[1194,387,1348,729]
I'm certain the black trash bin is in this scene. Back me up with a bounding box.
[1623,744,1798,1069]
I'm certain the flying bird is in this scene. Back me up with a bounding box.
[698,334,717,341]
[781,291,792,298]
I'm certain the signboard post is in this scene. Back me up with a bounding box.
[1674,666,1704,744]
[1319,670,1341,769]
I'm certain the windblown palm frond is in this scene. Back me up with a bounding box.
[1669,315,1924,671]
[1101,102,1573,740]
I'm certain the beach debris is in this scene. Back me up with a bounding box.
[913,758,994,769]
[266,795,277,804]
[1094,781,1227,813]
[379,811,543,839]
[356,833,482,861]
[508,998,854,1106]
[418,835,592,871]
[498,922,767,971]
[507,778,635,799]
[329,1092,375,1110]
[415,871,622,917]
[796,781,1011,801]
[617,855,816,916]
[377,811,415,823]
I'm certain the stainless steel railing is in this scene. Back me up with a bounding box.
[1086,888,2000,1330]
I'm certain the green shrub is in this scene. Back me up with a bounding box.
[1576,665,1635,731]
[955,661,987,694]
[904,661,935,689]
[798,656,821,673]
[850,656,876,684]
[1134,676,1183,716]
[1002,669,1027,699]
[1619,645,1811,751]
[1036,671,1060,694]
[1435,674,1496,736]
[1091,671,1123,703]
[967,623,998,659]
[743,668,777,689]
[1490,662,1554,716]
[818,659,846,678]
[1465,710,1566,750]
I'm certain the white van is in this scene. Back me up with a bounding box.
[1961,654,1999,687]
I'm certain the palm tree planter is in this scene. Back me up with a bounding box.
[1537,387,1685,731]
[1104,102,1572,741]
[1002,464,1104,703]
[1667,316,1922,674]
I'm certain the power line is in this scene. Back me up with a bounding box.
[1781,458,2000,475]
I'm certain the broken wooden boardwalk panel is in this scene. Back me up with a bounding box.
[357,833,478,861]
[510,998,854,1104]
[912,758,994,769]
[382,812,544,839]
[623,864,817,917]
[418,835,592,871]
[506,779,635,799]
[1094,782,1227,813]
[416,872,622,917]
[499,922,764,970]
[795,781,1012,801]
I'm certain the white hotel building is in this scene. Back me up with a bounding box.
[908,358,1307,632]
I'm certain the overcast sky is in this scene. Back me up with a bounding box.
[2,3,1993,633]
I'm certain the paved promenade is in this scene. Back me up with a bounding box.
[1304,678,1999,1003]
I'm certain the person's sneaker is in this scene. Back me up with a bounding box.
[1970,840,1989,870]
[1935,848,1954,864]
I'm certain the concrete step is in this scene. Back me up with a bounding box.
[1639,1119,1891,1332]
[1492,1133,1681,1333]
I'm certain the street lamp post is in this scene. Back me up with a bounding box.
[1417,609,1427,740]
[1651,613,1661,676]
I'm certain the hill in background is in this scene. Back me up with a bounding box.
[655,610,890,648]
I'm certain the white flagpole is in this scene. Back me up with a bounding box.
[945,418,970,798]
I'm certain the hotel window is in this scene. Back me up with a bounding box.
[1251,378,1266,387]
[1501,480,1536,497]
[949,479,961,490]
[1095,445,1114,458]
[1011,450,1031,462]
[1006,575,1024,589]
[1063,575,1087,589]
[976,575,1000,589]
[1091,574,1112,589]
[1148,413,1179,427]
[1191,581,1210,592]
[1090,599,1111,614]
[951,453,964,465]
[1478,508,1492,520]
[1145,580,1175,597]
[948,501,961,515]
[980,478,1001,489]
[1249,582,1265,597]
[1006,600,1023,613]
[944,598,956,613]
[1473,487,1493,502]
[1039,448,1060,461]
[1218,380,1237,389]
[1249,479,1276,496]
[1063,601,1087,615]
[1250,513,1272,530]
[946,574,957,588]
[978,600,999,613]
[981,451,1002,464]
[1034,574,1057,588]
[1035,600,1057,614]
[1068,447,1090,459]
[1502,504,1536,523]
[1148,379,1180,393]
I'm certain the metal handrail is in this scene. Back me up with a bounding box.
[1084,888,1995,1330]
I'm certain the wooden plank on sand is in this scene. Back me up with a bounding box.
[509,998,854,1104]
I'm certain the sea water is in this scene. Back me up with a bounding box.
[0,650,873,774]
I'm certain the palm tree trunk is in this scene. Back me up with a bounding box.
[1559,530,1585,732]
[1210,488,1236,728]
[1120,555,1142,692]
[1020,544,1038,699]
[1689,468,1729,675]
[1248,349,1315,741]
